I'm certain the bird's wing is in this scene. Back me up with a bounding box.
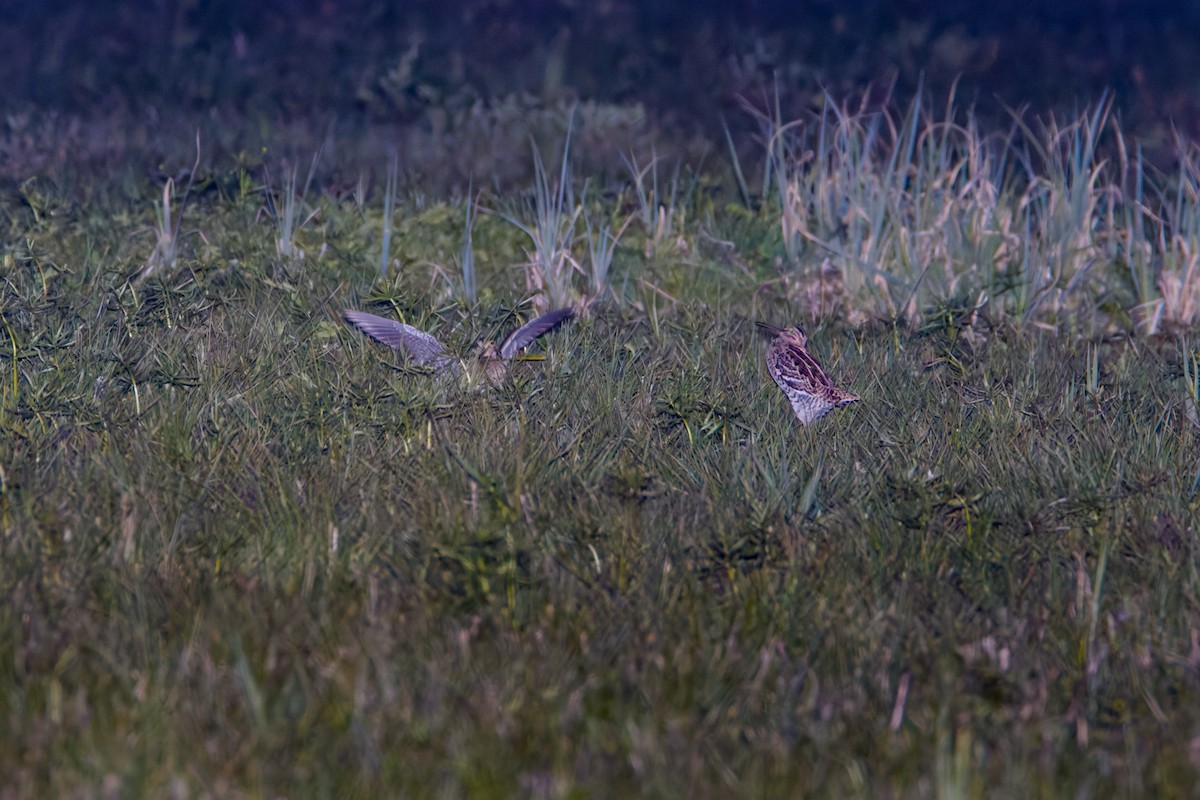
[342,310,447,365]
[786,343,837,389]
[498,307,575,359]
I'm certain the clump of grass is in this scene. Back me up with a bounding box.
[501,112,581,312]
[1113,140,1159,331]
[752,87,1016,321]
[142,177,180,278]
[139,134,201,280]
[1152,144,1200,330]
[460,185,478,303]
[745,86,809,266]
[623,150,685,260]
[750,89,1200,332]
[581,187,631,304]
[267,144,323,261]
[1156,236,1200,328]
[379,152,399,277]
[1009,95,1113,323]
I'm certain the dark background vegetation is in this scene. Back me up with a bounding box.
[3,0,1199,154]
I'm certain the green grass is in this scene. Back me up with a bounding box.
[1,98,1199,798]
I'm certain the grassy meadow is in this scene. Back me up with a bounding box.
[2,94,1200,797]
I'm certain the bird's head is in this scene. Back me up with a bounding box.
[757,321,809,348]
[781,325,808,348]
[476,341,502,362]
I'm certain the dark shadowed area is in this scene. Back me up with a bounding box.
[2,0,1198,175]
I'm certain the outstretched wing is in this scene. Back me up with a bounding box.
[498,307,575,359]
[342,310,447,366]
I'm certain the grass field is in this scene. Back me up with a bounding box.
[2,96,1200,797]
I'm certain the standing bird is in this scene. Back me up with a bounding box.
[756,322,859,424]
[343,307,574,386]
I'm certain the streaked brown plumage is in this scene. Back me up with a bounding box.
[343,307,574,386]
[756,322,859,424]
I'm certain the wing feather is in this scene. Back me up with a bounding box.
[498,307,575,359]
[784,342,836,390]
[342,310,447,366]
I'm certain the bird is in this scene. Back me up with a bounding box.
[343,307,574,386]
[756,322,859,424]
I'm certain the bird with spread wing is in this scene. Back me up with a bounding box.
[343,307,574,387]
